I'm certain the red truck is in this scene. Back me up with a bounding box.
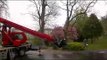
[0,17,66,60]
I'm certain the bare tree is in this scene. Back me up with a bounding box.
[0,0,8,17]
[61,0,97,40]
[29,0,59,33]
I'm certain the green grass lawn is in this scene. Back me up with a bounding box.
[86,35,107,50]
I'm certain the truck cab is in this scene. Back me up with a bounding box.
[1,24,27,47]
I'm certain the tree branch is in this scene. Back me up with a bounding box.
[69,0,97,22]
[69,0,77,19]
[31,0,41,17]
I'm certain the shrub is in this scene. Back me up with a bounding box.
[30,37,42,46]
[52,44,59,50]
[64,42,85,51]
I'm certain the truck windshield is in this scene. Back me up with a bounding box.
[14,34,23,40]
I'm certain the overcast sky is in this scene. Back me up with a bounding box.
[6,1,107,30]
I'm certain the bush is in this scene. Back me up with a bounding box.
[64,42,85,51]
[52,44,59,50]
[30,37,42,46]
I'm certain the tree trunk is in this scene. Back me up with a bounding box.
[91,38,94,44]
[39,0,46,33]
[64,19,70,41]
[63,0,70,41]
[38,0,47,48]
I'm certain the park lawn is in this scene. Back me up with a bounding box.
[86,35,107,50]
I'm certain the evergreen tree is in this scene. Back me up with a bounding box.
[82,14,103,43]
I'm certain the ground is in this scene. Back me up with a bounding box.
[15,35,107,60]
[16,48,77,60]
[16,48,107,60]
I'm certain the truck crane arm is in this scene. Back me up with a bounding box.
[0,17,54,42]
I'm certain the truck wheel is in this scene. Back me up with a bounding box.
[19,50,25,56]
[7,51,16,60]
